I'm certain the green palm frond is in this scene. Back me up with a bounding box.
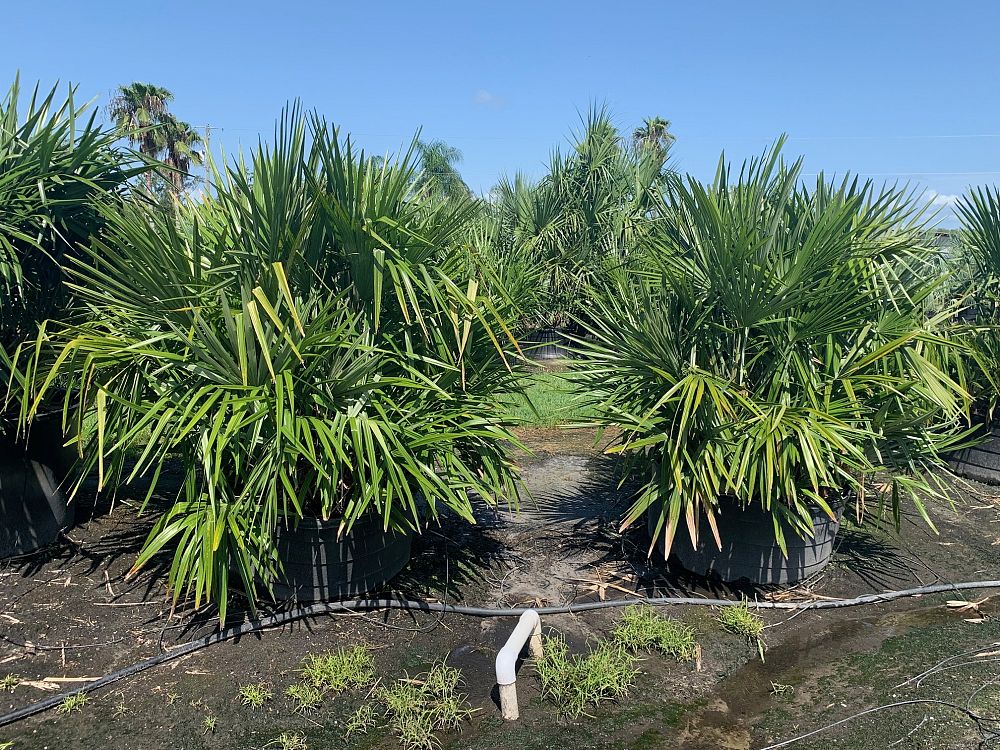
[0,73,144,359]
[954,186,1000,409]
[15,106,524,621]
[572,141,967,555]
[469,107,672,331]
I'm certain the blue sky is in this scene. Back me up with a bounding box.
[5,1,1000,224]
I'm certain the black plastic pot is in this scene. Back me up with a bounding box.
[649,498,842,585]
[0,412,76,559]
[272,513,413,602]
[950,421,1000,485]
[522,328,572,361]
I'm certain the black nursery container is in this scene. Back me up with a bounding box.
[950,422,1000,485]
[0,412,76,559]
[650,498,842,585]
[272,513,413,602]
[522,328,572,361]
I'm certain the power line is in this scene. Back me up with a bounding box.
[688,133,1000,142]
[178,126,1000,143]
[789,133,1000,141]
[801,171,1000,177]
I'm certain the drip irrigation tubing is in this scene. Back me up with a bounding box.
[1,579,999,729]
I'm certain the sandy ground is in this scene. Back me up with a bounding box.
[1,429,999,749]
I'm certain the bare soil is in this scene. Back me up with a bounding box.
[1,429,999,750]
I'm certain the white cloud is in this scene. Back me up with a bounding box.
[473,89,506,108]
[923,190,960,208]
[922,190,962,228]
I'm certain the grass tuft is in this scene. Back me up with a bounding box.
[379,662,474,750]
[535,633,638,717]
[111,696,129,718]
[300,645,375,694]
[769,681,793,697]
[56,693,87,715]
[284,683,323,714]
[238,682,273,709]
[717,599,766,661]
[0,674,20,693]
[266,731,307,750]
[612,605,699,660]
[345,703,379,738]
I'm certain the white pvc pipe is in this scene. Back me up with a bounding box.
[495,609,542,720]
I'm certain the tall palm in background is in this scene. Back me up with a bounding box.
[108,83,172,190]
[632,116,676,158]
[108,83,172,156]
[415,139,471,201]
[159,115,204,193]
[108,82,202,194]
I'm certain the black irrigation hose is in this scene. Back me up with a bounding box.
[2,579,1000,730]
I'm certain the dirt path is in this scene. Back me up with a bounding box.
[490,453,633,609]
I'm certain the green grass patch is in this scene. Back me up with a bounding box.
[501,372,593,427]
[344,703,379,739]
[612,605,699,661]
[237,682,273,709]
[284,683,324,714]
[378,661,475,750]
[535,634,638,718]
[299,645,375,694]
[265,731,307,750]
[717,600,766,661]
[56,693,87,715]
[279,645,375,716]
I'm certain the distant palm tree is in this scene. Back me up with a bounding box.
[160,115,203,193]
[108,83,202,195]
[108,83,174,190]
[415,139,471,201]
[632,116,676,156]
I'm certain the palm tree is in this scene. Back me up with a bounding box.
[473,108,669,331]
[108,83,173,190]
[0,75,143,356]
[108,83,202,195]
[632,116,675,157]
[18,110,523,619]
[159,115,203,193]
[415,139,471,201]
[572,141,965,556]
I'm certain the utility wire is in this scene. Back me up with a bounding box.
[802,171,1000,178]
[158,124,1000,144]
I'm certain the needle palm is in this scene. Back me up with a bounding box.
[573,141,967,554]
